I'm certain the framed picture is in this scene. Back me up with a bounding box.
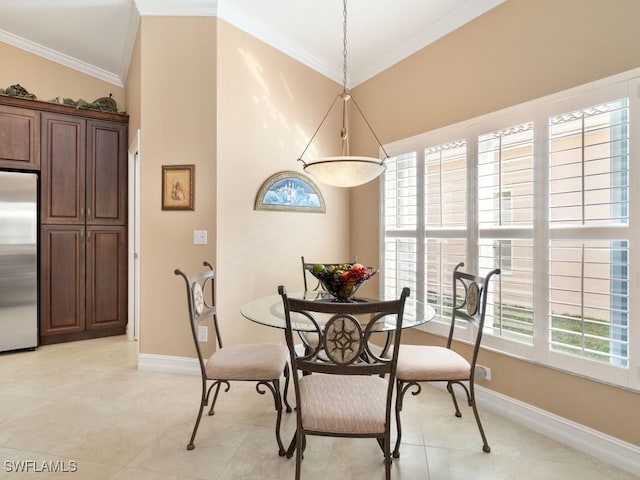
[255,171,325,213]
[162,165,194,210]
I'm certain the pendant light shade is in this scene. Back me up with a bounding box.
[297,0,388,188]
[302,156,386,188]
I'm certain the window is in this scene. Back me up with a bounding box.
[547,100,629,367]
[381,69,638,389]
[424,141,467,325]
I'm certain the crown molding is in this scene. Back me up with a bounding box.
[0,28,124,87]
[217,0,505,88]
[217,1,340,86]
[134,0,218,16]
[352,0,505,86]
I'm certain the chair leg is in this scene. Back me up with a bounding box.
[187,378,209,450]
[393,379,404,458]
[468,382,491,453]
[273,379,286,456]
[283,363,293,413]
[295,432,304,480]
[187,401,205,450]
[208,381,229,416]
[393,380,420,458]
[384,435,392,480]
[257,379,286,456]
[449,380,491,453]
[446,381,463,417]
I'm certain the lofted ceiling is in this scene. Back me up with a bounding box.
[0,0,504,88]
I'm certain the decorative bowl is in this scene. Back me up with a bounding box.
[307,263,378,302]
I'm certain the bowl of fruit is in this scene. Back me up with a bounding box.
[307,263,378,302]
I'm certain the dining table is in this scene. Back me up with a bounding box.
[240,289,436,332]
[241,289,435,360]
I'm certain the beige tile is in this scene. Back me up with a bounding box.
[0,448,120,480]
[0,336,636,480]
[128,416,253,479]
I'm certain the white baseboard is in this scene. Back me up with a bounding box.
[137,353,640,477]
[137,353,201,376]
[474,384,640,477]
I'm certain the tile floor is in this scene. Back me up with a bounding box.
[0,335,637,479]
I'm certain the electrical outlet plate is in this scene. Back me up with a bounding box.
[197,325,208,342]
[476,364,491,381]
[193,230,207,245]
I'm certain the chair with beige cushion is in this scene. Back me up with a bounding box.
[175,262,291,452]
[392,263,500,457]
[279,285,410,480]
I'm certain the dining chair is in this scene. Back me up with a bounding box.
[392,263,500,457]
[175,261,292,453]
[279,285,410,480]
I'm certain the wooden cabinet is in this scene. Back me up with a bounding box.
[38,107,128,345]
[87,120,128,225]
[85,226,128,333]
[41,113,127,225]
[0,103,40,170]
[40,113,85,223]
[40,225,127,342]
[0,96,128,345]
[40,226,85,337]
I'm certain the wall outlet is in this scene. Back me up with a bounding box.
[197,325,208,342]
[193,230,207,245]
[476,364,491,381]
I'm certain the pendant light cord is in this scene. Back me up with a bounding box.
[297,0,390,166]
[343,0,348,93]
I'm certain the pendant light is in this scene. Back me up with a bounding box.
[297,0,389,188]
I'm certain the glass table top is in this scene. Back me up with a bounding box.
[240,290,435,332]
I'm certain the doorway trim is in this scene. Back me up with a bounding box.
[127,129,141,343]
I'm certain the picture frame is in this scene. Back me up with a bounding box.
[162,165,195,211]
[255,171,325,213]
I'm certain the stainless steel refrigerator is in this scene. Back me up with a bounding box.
[0,170,38,352]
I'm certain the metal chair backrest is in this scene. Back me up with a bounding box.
[279,286,409,378]
[447,262,500,374]
[174,262,224,376]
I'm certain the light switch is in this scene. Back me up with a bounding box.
[193,230,207,245]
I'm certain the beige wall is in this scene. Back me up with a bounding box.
[134,16,217,357]
[125,25,141,144]
[215,21,349,346]
[131,17,348,356]
[350,0,640,445]
[0,42,125,111]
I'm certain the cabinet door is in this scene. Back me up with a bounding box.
[0,104,40,170]
[40,225,86,337]
[41,113,86,224]
[87,120,127,225]
[85,226,127,331]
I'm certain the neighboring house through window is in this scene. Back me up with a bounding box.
[380,69,638,390]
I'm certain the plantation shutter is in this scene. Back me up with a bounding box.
[383,153,418,318]
[423,141,467,324]
[477,123,535,343]
[548,99,629,366]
